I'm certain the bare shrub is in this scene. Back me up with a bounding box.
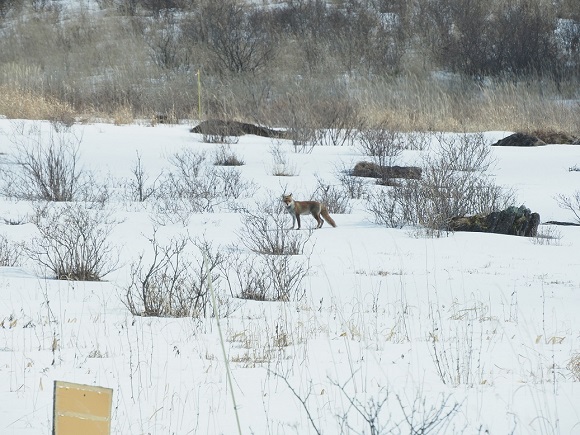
[358,123,405,184]
[330,375,460,434]
[128,151,161,202]
[144,15,190,72]
[313,175,352,214]
[270,142,297,176]
[395,392,461,434]
[124,231,236,318]
[202,132,240,145]
[334,161,369,200]
[311,98,361,147]
[2,123,83,201]
[406,131,430,151]
[25,202,119,281]
[532,225,562,246]
[277,94,317,152]
[367,133,514,233]
[152,149,256,224]
[222,248,309,302]
[237,199,313,255]
[213,145,245,166]
[0,234,23,267]
[556,191,580,223]
[432,132,494,172]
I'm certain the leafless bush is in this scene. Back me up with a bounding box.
[144,15,190,72]
[124,231,237,318]
[276,94,317,152]
[331,375,460,434]
[202,132,240,145]
[24,202,119,281]
[556,191,580,223]
[406,131,430,151]
[358,124,404,163]
[237,199,313,255]
[358,123,405,183]
[311,98,361,147]
[222,248,308,302]
[532,225,562,246]
[0,234,23,267]
[128,151,161,202]
[332,378,391,435]
[221,249,269,301]
[334,162,369,200]
[395,392,461,434]
[367,133,513,233]
[151,149,256,224]
[2,123,83,201]
[270,142,297,176]
[313,175,352,214]
[432,132,494,172]
[368,171,513,234]
[213,145,245,166]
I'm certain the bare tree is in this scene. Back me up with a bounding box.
[188,0,277,74]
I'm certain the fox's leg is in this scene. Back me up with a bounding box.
[296,214,301,229]
[313,212,323,228]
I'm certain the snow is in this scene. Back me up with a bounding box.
[0,119,579,434]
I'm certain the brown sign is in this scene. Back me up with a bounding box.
[53,381,113,435]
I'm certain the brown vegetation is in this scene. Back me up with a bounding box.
[0,0,578,133]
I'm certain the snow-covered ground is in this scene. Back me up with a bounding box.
[0,119,579,434]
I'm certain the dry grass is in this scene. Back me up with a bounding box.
[568,353,580,381]
[0,85,77,123]
[0,3,578,134]
[354,76,580,134]
[1,74,578,134]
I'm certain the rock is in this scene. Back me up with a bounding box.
[492,133,546,147]
[449,205,540,237]
[531,130,580,144]
[190,119,286,138]
[352,161,422,179]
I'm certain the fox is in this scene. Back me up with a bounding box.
[282,194,337,229]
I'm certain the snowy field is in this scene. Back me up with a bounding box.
[0,119,579,434]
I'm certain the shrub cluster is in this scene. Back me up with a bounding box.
[367,133,515,234]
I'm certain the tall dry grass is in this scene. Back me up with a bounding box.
[0,2,578,133]
[352,75,580,133]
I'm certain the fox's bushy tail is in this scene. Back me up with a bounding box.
[321,207,337,228]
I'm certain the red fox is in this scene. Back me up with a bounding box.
[282,194,337,229]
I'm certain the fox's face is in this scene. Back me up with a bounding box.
[282,194,293,206]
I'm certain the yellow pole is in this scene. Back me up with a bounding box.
[197,69,202,121]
